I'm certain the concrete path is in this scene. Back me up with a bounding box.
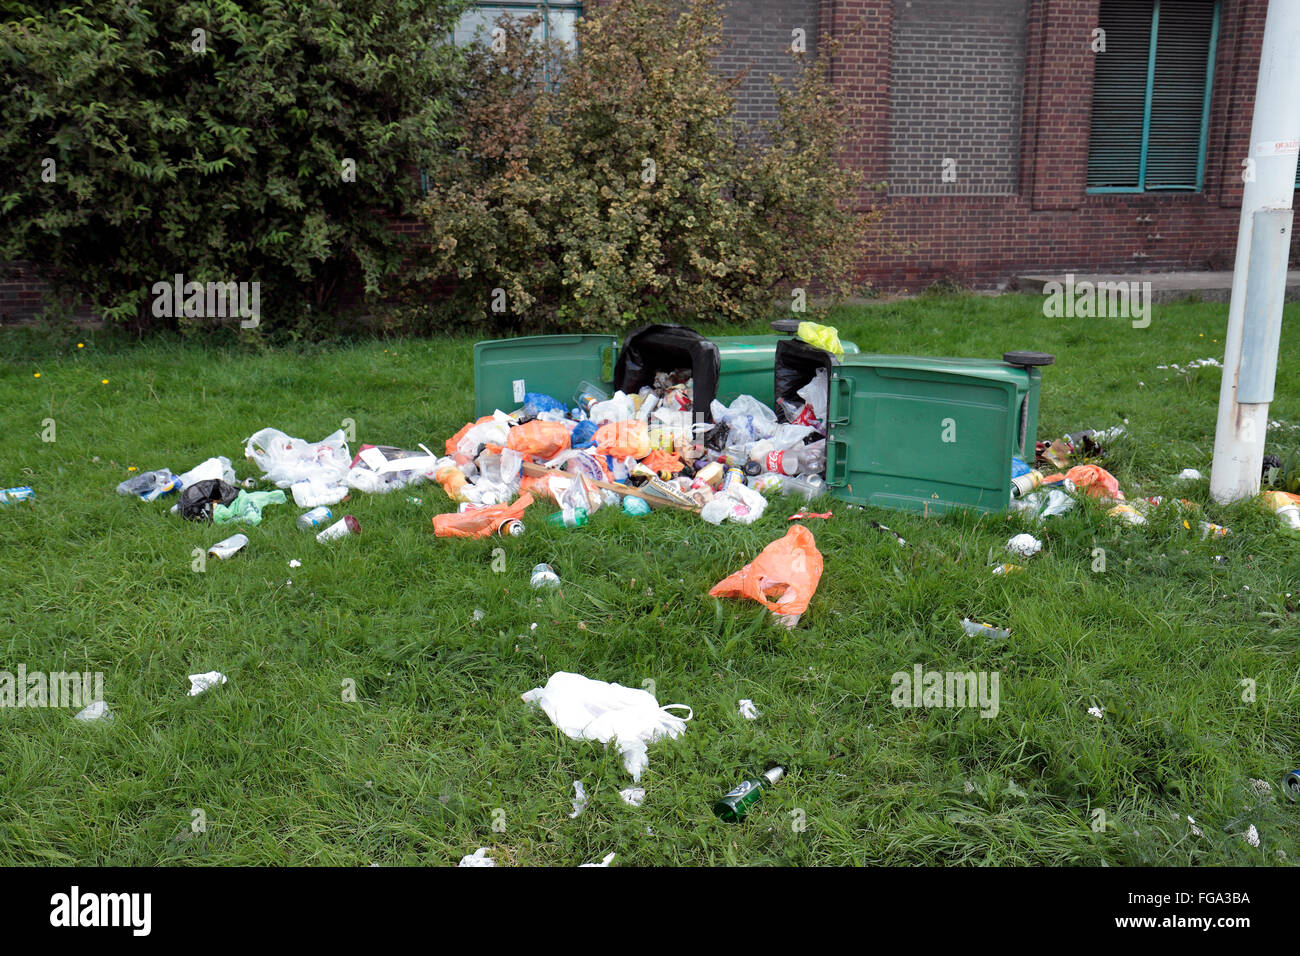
[1014,270,1300,303]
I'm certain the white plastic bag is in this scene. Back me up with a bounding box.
[456,412,512,458]
[244,428,351,488]
[589,391,635,425]
[177,456,236,489]
[521,672,692,781]
[797,369,829,421]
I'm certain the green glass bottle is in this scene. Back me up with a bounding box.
[714,766,784,822]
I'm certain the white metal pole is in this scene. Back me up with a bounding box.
[1209,0,1300,504]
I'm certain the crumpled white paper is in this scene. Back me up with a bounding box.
[738,699,759,720]
[521,672,691,781]
[579,852,616,867]
[1006,533,1043,558]
[458,848,496,867]
[74,700,112,721]
[188,672,228,696]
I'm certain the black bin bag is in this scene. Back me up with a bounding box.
[613,324,721,420]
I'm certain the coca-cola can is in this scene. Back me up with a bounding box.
[316,515,361,542]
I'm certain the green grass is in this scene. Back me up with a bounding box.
[1,293,1297,866]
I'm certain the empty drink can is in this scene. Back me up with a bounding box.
[316,515,361,542]
[1011,470,1044,498]
[297,506,333,530]
[1286,770,1300,800]
[497,518,525,537]
[208,533,249,559]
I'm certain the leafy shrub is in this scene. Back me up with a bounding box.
[418,0,889,332]
[0,0,468,332]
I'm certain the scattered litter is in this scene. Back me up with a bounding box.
[180,479,238,522]
[788,510,832,521]
[207,533,248,559]
[738,699,759,720]
[188,672,228,696]
[74,700,112,721]
[1006,533,1042,558]
[1157,357,1222,372]
[457,848,495,867]
[619,787,646,807]
[433,494,534,539]
[622,496,651,516]
[708,525,823,628]
[297,506,333,531]
[1087,705,1104,720]
[568,781,588,818]
[116,469,178,501]
[715,766,784,822]
[1285,770,1300,800]
[316,515,361,542]
[530,563,560,589]
[870,521,906,546]
[244,427,350,489]
[0,486,35,505]
[961,618,1010,640]
[1177,468,1204,481]
[991,563,1023,575]
[472,608,486,622]
[521,671,691,781]
[213,488,286,525]
[177,455,236,489]
[579,852,616,867]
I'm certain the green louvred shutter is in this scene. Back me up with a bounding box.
[1145,0,1217,189]
[1087,0,1218,192]
[1088,0,1155,190]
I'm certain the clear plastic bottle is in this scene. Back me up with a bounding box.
[764,440,826,477]
[573,381,608,417]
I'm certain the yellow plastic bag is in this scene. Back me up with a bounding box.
[797,321,844,359]
[708,525,823,626]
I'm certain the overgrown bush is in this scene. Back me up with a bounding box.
[0,0,468,332]
[418,0,888,332]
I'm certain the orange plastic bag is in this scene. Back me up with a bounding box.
[593,420,650,460]
[642,450,684,475]
[506,420,571,460]
[708,525,823,624]
[1044,465,1122,500]
[433,494,534,539]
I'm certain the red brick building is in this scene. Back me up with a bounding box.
[715,0,1272,289]
[0,0,1275,318]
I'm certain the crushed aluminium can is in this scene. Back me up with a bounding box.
[0,486,35,505]
[208,533,249,559]
[297,506,333,530]
[497,518,525,537]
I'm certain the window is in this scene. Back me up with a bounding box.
[453,2,582,50]
[1087,0,1219,192]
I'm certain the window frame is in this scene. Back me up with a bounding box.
[1086,0,1220,195]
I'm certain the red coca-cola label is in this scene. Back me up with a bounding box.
[794,404,816,426]
[765,451,784,472]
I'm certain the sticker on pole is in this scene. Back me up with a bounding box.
[1254,140,1300,156]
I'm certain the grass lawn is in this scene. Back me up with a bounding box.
[1,292,1297,866]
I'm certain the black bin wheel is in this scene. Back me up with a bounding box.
[1003,350,1055,367]
[770,319,801,334]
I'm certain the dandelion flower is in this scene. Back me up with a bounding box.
[77,342,84,348]
[101,379,108,384]
[33,372,40,378]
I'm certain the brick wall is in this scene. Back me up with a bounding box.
[840,0,1268,289]
[887,0,1029,196]
[714,0,821,130]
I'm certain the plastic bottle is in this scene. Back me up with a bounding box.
[573,381,608,417]
[780,474,827,501]
[764,440,826,477]
[547,507,589,528]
